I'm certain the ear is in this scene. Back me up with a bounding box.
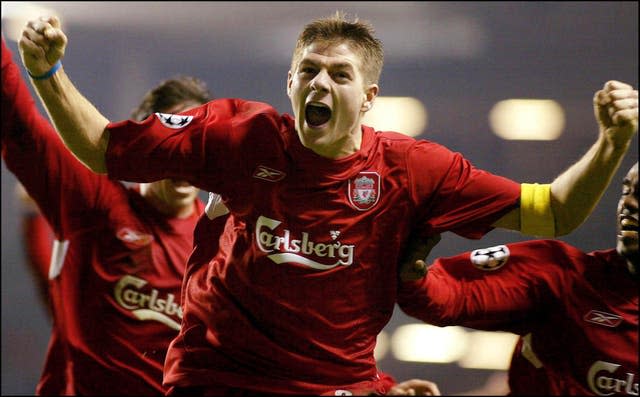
[361,83,379,112]
[286,70,293,97]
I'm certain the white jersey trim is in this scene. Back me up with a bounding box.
[48,239,69,280]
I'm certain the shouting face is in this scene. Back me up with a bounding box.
[616,162,639,276]
[287,40,378,159]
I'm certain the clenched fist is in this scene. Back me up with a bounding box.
[19,16,68,77]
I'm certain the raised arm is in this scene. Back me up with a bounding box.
[396,240,574,330]
[19,16,110,173]
[549,80,638,235]
[493,80,638,236]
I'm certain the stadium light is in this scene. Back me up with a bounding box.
[362,96,428,137]
[374,331,390,361]
[458,330,520,370]
[1,2,58,43]
[391,324,468,363]
[489,99,565,140]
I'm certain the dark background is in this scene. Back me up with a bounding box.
[2,2,637,395]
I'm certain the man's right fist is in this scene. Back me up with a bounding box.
[19,15,67,77]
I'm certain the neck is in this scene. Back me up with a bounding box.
[139,184,195,219]
[303,128,363,159]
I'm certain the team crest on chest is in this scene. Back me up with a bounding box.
[348,172,380,211]
[116,227,154,248]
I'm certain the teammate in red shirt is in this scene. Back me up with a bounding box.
[2,35,211,395]
[15,182,54,310]
[400,163,638,395]
[13,182,69,394]
[19,12,638,395]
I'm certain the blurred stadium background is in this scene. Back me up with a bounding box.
[2,2,637,395]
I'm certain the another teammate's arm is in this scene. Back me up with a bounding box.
[398,255,540,329]
[494,80,637,237]
[20,16,110,173]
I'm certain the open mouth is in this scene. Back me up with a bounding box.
[305,103,332,127]
[620,216,638,231]
[619,216,639,238]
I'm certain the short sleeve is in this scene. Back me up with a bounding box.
[408,142,520,239]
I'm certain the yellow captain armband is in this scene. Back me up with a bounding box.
[520,183,556,237]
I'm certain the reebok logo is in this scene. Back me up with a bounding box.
[584,310,623,328]
[253,165,286,182]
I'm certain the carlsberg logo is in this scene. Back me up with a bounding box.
[587,360,638,396]
[114,275,182,331]
[256,215,354,270]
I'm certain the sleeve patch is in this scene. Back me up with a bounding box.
[155,112,194,129]
[470,244,510,271]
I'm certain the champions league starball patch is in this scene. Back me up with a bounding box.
[470,245,510,271]
[155,112,194,129]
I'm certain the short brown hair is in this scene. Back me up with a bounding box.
[131,75,211,121]
[291,11,384,85]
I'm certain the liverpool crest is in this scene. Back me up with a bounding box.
[348,172,380,211]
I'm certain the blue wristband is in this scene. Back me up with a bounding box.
[28,60,62,80]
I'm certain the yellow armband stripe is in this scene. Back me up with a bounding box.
[520,183,555,237]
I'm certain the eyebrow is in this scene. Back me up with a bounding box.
[331,62,355,70]
[299,58,355,72]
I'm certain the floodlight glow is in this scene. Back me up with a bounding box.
[1,2,58,43]
[362,96,428,137]
[489,99,565,140]
[458,331,519,370]
[374,331,390,361]
[391,324,468,363]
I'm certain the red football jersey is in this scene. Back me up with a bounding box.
[22,212,54,285]
[2,37,204,395]
[104,94,520,393]
[399,240,639,396]
[20,212,68,395]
